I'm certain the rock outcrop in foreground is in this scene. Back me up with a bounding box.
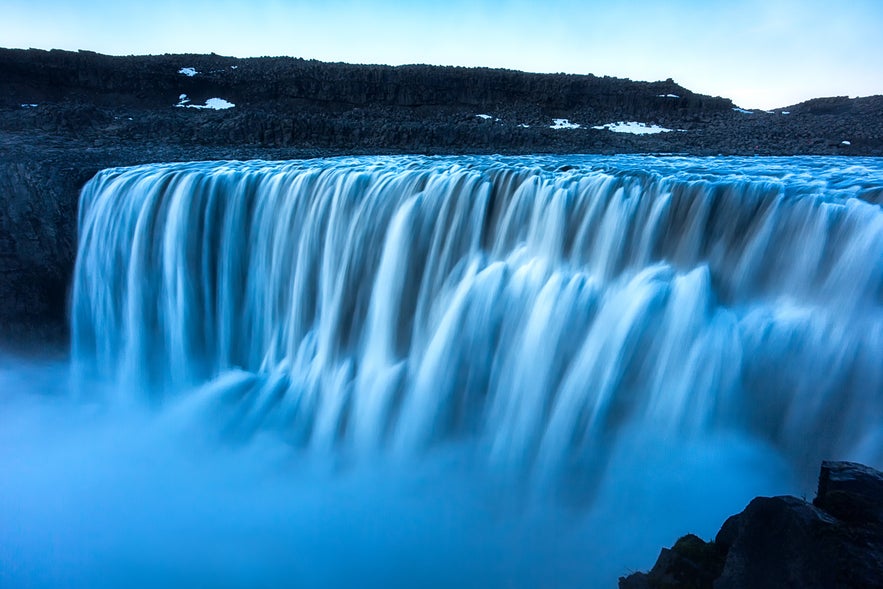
[620,461,883,589]
[1,48,882,346]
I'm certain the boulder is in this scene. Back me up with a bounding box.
[814,460,883,525]
[619,534,725,589]
[619,461,883,589]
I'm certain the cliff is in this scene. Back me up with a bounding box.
[1,48,882,346]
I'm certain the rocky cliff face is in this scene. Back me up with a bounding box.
[1,48,882,345]
[0,157,83,346]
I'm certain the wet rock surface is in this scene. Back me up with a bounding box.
[619,461,883,589]
[1,48,882,345]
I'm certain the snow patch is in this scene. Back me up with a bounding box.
[551,118,580,129]
[476,114,493,120]
[196,98,235,110]
[591,121,674,135]
[231,66,238,70]
[519,124,530,128]
[781,111,790,115]
[20,103,38,108]
[841,141,851,146]
[175,95,235,110]
[178,67,198,77]
[657,94,680,98]
[732,108,754,114]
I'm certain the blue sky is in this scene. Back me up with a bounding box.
[4,0,882,109]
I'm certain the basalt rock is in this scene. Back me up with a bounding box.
[814,460,883,526]
[619,534,727,589]
[619,461,883,589]
[3,48,882,157]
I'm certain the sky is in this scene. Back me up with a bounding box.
[3,0,882,109]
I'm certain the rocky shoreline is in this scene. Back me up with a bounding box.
[1,47,882,346]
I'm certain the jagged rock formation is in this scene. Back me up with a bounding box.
[0,48,882,346]
[619,461,883,589]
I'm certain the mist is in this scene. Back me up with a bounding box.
[0,354,796,588]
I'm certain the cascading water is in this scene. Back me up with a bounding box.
[3,155,882,588]
[72,155,883,473]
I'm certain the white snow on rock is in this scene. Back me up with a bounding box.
[231,66,238,69]
[476,114,493,120]
[842,140,851,146]
[519,124,530,128]
[178,67,198,77]
[551,118,580,129]
[175,95,235,110]
[657,94,680,98]
[732,108,754,114]
[591,121,674,135]
[20,103,38,108]
[781,111,791,115]
[201,98,235,110]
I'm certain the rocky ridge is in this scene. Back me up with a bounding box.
[3,48,882,157]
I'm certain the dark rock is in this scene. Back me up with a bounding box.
[714,496,843,589]
[814,460,883,525]
[619,534,726,589]
[620,461,883,589]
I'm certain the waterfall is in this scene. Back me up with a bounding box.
[5,155,882,588]
[71,155,883,484]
